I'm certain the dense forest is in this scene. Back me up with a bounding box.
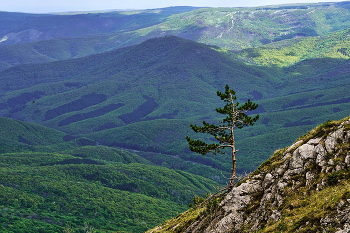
[0,2,350,232]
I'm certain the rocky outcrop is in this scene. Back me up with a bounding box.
[148,117,350,233]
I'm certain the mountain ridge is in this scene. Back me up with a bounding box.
[0,35,349,173]
[2,2,350,70]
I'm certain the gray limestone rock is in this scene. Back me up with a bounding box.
[277,181,287,191]
[282,168,302,181]
[208,212,244,233]
[306,171,315,186]
[335,224,350,233]
[178,117,350,233]
[290,151,304,169]
[286,140,303,153]
[262,173,274,190]
[320,215,332,227]
[298,144,316,160]
[221,179,262,212]
[282,152,292,160]
[345,154,350,166]
[269,210,281,222]
[328,159,335,166]
[336,164,345,171]
[316,153,326,167]
[307,138,322,145]
[303,160,313,170]
[325,128,344,153]
[315,144,326,157]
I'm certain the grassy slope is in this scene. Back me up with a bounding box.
[2,2,350,70]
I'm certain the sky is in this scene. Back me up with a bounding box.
[0,0,346,13]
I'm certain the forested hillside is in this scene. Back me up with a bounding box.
[0,2,350,232]
[0,33,349,173]
[2,2,350,69]
[0,117,218,232]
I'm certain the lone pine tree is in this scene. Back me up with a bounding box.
[186,85,259,187]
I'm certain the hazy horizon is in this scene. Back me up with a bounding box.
[1,0,347,13]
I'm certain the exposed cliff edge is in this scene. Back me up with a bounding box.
[147,116,350,233]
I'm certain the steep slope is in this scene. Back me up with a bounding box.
[2,2,350,69]
[148,116,350,232]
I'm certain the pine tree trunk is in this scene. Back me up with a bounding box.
[230,149,236,187]
[230,133,236,187]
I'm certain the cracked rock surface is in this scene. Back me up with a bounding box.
[181,118,350,233]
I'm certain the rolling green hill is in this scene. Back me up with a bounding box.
[0,152,218,232]
[0,36,276,172]
[2,2,350,70]
[0,117,218,232]
[0,116,76,153]
[0,7,199,45]
[1,3,350,232]
[0,34,349,174]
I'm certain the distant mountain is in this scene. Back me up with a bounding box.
[1,2,350,70]
[0,7,199,45]
[0,35,349,173]
[2,4,350,232]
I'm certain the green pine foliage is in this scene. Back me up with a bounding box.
[186,85,259,155]
[186,85,259,185]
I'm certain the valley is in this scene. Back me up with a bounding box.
[0,2,350,232]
